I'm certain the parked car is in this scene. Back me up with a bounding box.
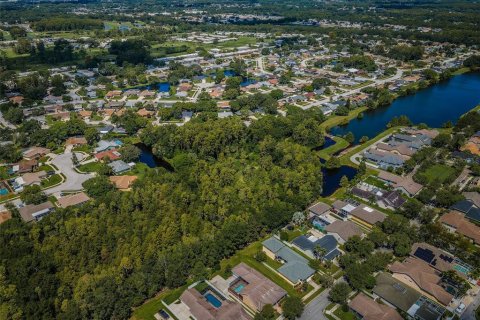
[455,303,466,314]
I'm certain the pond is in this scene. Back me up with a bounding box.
[135,143,174,171]
[320,160,358,197]
[312,136,336,151]
[331,72,480,143]
[126,82,170,93]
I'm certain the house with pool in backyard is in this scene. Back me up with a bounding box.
[164,262,287,319]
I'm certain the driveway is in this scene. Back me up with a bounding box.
[299,288,331,320]
[46,152,94,195]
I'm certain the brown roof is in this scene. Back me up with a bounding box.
[78,110,92,118]
[180,288,251,320]
[57,192,90,208]
[18,202,54,223]
[17,159,38,173]
[349,293,403,320]
[21,171,46,185]
[463,192,480,208]
[66,137,87,146]
[409,243,455,273]
[350,205,386,225]
[325,220,363,242]
[332,200,348,211]
[23,147,50,159]
[389,257,453,306]
[231,263,287,311]
[109,175,138,190]
[308,202,331,216]
[439,211,480,245]
[137,108,155,117]
[0,211,12,225]
[378,171,422,195]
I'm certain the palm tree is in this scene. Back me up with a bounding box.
[314,245,327,260]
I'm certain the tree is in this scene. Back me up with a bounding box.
[20,185,47,205]
[282,296,304,320]
[345,132,355,144]
[85,127,100,145]
[340,175,349,188]
[120,145,141,162]
[82,176,115,197]
[254,304,276,320]
[215,69,225,84]
[313,245,327,260]
[329,282,351,304]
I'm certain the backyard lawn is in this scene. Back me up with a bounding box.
[41,174,63,188]
[77,162,103,173]
[421,164,457,184]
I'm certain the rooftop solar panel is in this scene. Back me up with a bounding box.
[413,247,435,264]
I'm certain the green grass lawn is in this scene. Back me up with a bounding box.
[317,136,350,160]
[77,162,102,173]
[364,175,388,189]
[333,306,356,320]
[37,164,55,172]
[421,164,456,184]
[320,107,367,132]
[41,174,62,188]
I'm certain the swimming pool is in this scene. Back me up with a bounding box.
[233,284,245,294]
[204,292,222,308]
[454,264,470,275]
[0,188,8,196]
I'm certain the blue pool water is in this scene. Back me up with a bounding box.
[233,284,245,293]
[331,73,480,143]
[205,293,222,308]
[0,188,8,196]
[224,70,236,77]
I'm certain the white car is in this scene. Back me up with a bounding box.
[455,303,466,314]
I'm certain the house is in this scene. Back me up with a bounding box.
[262,237,315,285]
[13,159,38,174]
[0,211,12,225]
[98,125,114,134]
[332,200,356,218]
[389,257,453,306]
[292,234,341,260]
[95,149,121,162]
[373,272,445,320]
[65,137,87,146]
[325,220,363,244]
[363,148,405,169]
[23,147,50,160]
[108,160,131,175]
[78,110,92,119]
[450,199,480,224]
[109,175,138,190]
[18,201,54,223]
[14,171,47,190]
[350,205,386,228]
[180,288,251,320]
[57,192,90,208]
[378,171,423,196]
[409,243,472,278]
[308,201,331,218]
[137,108,155,118]
[105,90,122,99]
[94,140,122,153]
[348,293,403,320]
[229,263,287,312]
[438,211,480,245]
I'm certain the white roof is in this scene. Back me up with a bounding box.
[342,204,356,212]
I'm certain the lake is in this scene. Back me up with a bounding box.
[321,164,358,197]
[331,72,480,143]
[135,143,174,171]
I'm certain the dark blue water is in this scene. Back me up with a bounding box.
[135,143,174,171]
[126,82,170,93]
[241,78,257,87]
[224,70,236,77]
[320,159,358,196]
[312,137,336,151]
[331,73,480,143]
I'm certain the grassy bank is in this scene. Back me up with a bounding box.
[319,107,367,133]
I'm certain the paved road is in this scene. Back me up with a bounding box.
[461,292,480,320]
[46,152,94,195]
[0,111,16,129]
[299,288,331,320]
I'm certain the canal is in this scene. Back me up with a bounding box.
[330,72,480,143]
